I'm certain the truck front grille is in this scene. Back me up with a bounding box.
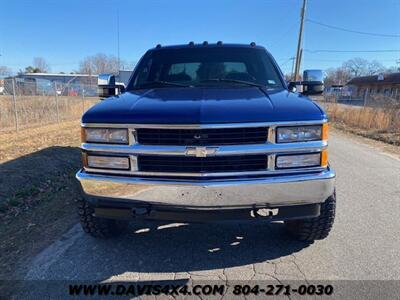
[136,127,268,146]
[138,155,268,173]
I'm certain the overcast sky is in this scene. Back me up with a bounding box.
[1,0,399,74]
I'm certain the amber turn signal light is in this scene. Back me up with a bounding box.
[81,152,88,167]
[81,127,86,143]
[321,149,328,168]
[322,123,329,141]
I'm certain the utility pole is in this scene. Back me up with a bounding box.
[294,0,307,81]
[117,10,120,71]
[290,57,296,81]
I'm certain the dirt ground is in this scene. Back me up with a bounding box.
[0,121,82,283]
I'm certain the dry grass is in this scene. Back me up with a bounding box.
[324,103,400,130]
[0,95,99,132]
[323,103,400,146]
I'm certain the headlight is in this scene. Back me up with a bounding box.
[276,124,328,143]
[83,128,128,144]
[276,153,322,169]
[86,155,130,170]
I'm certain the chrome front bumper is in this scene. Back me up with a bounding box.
[76,168,335,209]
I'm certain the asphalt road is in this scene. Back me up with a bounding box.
[19,130,400,298]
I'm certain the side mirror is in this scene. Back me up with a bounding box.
[97,74,125,99]
[288,69,324,96]
[301,69,324,95]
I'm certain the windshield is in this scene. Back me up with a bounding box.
[128,47,284,90]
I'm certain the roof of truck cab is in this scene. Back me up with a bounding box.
[148,43,266,51]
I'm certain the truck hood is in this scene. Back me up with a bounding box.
[82,87,325,124]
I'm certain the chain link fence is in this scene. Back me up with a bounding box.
[323,88,400,109]
[0,78,100,132]
[319,90,400,138]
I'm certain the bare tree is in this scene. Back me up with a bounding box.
[33,57,50,73]
[366,60,386,75]
[342,58,385,77]
[284,73,292,82]
[20,66,41,74]
[120,60,136,71]
[323,58,392,86]
[0,66,12,77]
[324,67,352,86]
[386,62,400,73]
[79,53,120,75]
[342,58,369,77]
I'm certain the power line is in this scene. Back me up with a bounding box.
[305,58,399,62]
[306,19,400,38]
[279,57,295,66]
[304,49,400,53]
[269,21,300,47]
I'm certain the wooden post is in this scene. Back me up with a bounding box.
[82,87,85,113]
[364,87,369,107]
[54,82,60,123]
[11,78,19,131]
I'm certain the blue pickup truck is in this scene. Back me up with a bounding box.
[76,42,335,242]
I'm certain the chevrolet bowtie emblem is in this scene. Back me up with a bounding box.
[185,147,219,157]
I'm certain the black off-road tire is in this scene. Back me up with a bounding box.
[77,200,120,238]
[285,192,336,242]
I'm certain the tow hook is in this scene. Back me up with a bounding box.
[251,207,279,218]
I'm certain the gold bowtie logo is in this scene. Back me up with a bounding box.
[185,147,219,157]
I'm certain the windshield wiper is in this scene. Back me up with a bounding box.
[137,80,192,88]
[198,78,265,88]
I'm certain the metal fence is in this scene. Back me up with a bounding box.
[323,89,400,108]
[0,78,100,132]
[319,92,400,133]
